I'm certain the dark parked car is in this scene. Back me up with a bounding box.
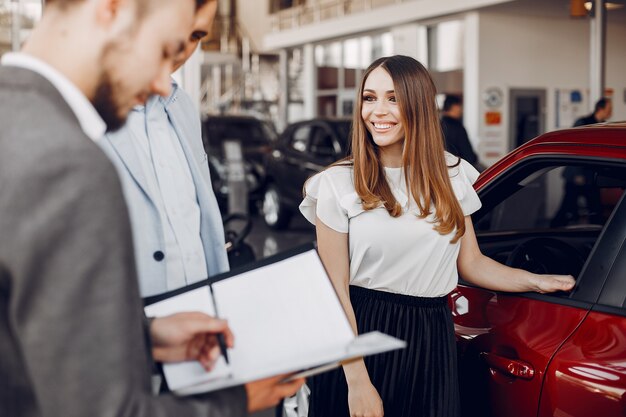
[202,115,277,209]
[453,123,626,417]
[262,117,351,229]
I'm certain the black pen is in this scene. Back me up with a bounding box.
[209,285,230,364]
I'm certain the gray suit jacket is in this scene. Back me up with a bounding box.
[0,67,246,417]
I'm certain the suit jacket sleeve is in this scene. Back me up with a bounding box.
[5,141,247,417]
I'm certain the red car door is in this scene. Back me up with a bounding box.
[453,287,590,417]
[538,194,626,417]
[456,157,625,417]
[538,310,626,417]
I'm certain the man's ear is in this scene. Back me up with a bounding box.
[94,0,125,27]
[95,0,137,39]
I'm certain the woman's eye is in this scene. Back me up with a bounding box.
[389,96,396,103]
[363,95,376,102]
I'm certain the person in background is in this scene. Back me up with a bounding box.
[440,94,483,172]
[550,97,613,227]
[574,97,612,126]
[300,55,575,417]
[0,0,302,415]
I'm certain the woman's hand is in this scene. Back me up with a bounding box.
[459,217,577,295]
[531,274,576,294]
[149,312,234,371]
[348,380,384,417]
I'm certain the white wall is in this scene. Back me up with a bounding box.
[473,11,626,165]
[236,0,273,52]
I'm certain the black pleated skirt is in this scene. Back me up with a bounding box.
[307,285,460,417]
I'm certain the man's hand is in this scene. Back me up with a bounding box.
[149,312,234,370]
[245,375,305,412]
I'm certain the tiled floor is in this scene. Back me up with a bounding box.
[226,211,316,268]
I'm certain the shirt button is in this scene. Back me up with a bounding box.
[153,251,165,261]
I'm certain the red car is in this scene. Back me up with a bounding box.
[453,123,626,417]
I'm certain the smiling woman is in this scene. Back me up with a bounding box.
[299,55,575,417]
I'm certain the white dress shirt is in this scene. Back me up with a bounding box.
[125,94,208,290]
[1,52,106,140]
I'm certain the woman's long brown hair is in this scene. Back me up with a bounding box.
[346,55,465,242]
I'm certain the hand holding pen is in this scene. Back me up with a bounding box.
[150,312,234,370]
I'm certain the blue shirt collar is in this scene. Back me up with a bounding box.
[132,78,180,113]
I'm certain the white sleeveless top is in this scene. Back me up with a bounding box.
[299,153,481,297]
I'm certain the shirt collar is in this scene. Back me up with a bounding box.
[1,52,106,141]
[132,78,180,114]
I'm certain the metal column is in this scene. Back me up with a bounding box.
[278,49,289,132]
[302,43,316,119]
[589,0,607,107]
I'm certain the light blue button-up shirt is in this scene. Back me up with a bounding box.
[98,81,229,296]
[127,95,207,290]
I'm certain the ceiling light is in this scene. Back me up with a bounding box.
[584,1,625,11]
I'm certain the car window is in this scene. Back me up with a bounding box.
[331,121,351,156]
[476,163,625,232]
[309,127,336,157]
[290,125,311,153]
[262,122,278,142]
[474,161,626,279]
[205,119,270,149]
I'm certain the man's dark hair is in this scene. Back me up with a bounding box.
[443,94,462,112]
[594,97,610,112]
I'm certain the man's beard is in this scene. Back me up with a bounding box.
[92,72,127,133]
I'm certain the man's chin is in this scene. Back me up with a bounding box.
[94,101,128,133]
[103,113,128,133]
[92,74,130,133]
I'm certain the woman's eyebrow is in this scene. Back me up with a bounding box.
[363,89,395,94]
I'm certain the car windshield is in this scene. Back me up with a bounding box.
[205,119,275,149]
[330,121,352,154]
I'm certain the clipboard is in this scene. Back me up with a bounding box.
[144,243,406,395]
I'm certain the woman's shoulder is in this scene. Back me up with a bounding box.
[325,162,353,177]
[443,152,482,214]
[444,151,479,183]
[309,163,354,187]
[304,163,354,196]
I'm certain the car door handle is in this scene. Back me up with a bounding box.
[480,352,535,380]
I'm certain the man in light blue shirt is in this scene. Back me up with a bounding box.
[98,3,305,411]
[99,1,229,297]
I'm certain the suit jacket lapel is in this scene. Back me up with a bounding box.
[104,129,152,199]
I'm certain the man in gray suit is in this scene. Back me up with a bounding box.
[0,0,302,416]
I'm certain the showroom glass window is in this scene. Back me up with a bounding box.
[0,0,42,58]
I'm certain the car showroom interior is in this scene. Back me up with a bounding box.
[1,0,625,416]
